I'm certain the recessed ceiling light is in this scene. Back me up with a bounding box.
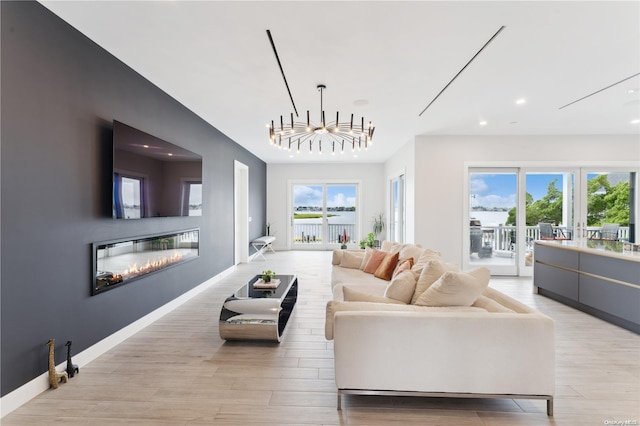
[631,119,640,124]
[627,88,639,94]
[143,145,149,148]
[167,153,173,156]
[479,120,487,126]
[515,98,526,105]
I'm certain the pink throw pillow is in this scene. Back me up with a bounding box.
[363,249,388,274]
[392,258,414,279]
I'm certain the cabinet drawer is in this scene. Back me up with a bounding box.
[580,253,640,285]
[579,275,640,324]
[535,244,579,269]
[534,262,579,300]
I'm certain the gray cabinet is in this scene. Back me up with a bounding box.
[534,242,640,334]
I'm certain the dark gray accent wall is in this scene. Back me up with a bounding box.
[1,1,267,396]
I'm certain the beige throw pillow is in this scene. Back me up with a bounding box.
[384,270,417,304]
[414,267,490,307]
[339,251,364,269]
[411,260,459,304]
[380,240,402,253]
[343,286,406,305]
[411,248,443,273]
[399,244,423,264]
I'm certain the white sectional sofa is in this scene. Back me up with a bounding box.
[326,243,555,415]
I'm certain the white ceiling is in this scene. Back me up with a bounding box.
[40,1,640,164]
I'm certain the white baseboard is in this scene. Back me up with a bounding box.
[0,265,236,418]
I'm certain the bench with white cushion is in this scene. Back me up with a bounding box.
[251,236,276,261]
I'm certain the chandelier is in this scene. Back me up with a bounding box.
[268,85,375,155]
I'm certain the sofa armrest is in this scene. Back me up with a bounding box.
[333,310,555,397]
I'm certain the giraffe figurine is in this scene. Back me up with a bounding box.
[65,340,79,378]
[46,339,68,389]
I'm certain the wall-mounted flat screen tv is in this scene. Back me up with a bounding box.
[112,120,203,219]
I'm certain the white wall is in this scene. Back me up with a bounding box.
[266,163,385,250]
[409,135,640,264]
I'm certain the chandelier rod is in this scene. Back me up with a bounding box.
[266,29,299,117]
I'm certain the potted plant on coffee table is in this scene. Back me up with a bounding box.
[261,269,276,283]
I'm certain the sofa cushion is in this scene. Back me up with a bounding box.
[414,267,490,307]
[343,286,406,304]
[411,260,459,304]
[340,251,364,269]
[472,295,516,313]
[384,270,417,304]
[411,248,443,273]
[325,301,487,340]
[332,250,343,265]
[374,252,400,280]
[363,249,388,274]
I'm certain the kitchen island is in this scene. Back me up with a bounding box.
[534,239,639,334]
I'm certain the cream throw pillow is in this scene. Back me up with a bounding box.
[359,247,374,270]
[411,248,443,273]
[343,286,406,305]
[399,244,423,264]
[414,267,490,307]
[381,240,402,253]
[384,270,417,304]
[340,251,364,269]
[411,259,459,304]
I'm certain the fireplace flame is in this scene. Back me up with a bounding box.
[120,251,184,279]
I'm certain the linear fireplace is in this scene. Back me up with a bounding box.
[92,229,199,295]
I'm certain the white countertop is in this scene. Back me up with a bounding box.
[535,239,640,263]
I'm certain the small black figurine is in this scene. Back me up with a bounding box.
[65,340,79,378]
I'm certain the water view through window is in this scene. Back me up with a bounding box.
[292,184,358,249]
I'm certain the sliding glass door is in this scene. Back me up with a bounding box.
[466,165,638,276]
[291,183,359,250]
[468,169,518,275]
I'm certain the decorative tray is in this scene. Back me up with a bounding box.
[253,278,280,289]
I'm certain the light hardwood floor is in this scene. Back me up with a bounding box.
[3,250,639,425]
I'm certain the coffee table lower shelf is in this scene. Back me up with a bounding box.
[219,275,297,342]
